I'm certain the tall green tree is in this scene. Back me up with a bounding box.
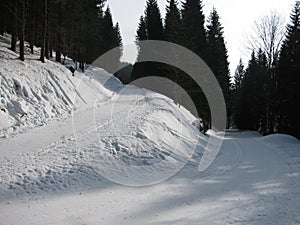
[206,8,230,125]
[163,0,183,84]
[231,59,245,127]
[277,1,300,137]
[233,59,245,90]
[131,0,164,81]
[164,0,182,44]
[144,0,163,40]
[181,0,207,58]
[136,16,147,41]
[235,49,271,132]
[180,0,211,122]
[102,7,120,52]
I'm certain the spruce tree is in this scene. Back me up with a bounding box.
[233,59,245,90]
[163,0,183,85]
[112,22,123,66]
[136,16,148,41]
[278,1,300,137]
[103,7,115,52]
[131,0,164,81]
[181,0,207,58]
[144,0,164,40]
[257,49,270,134]
[180,0,211,122]
[164,0,182,44]
[231,59,245,127]
[236,52,258,130]
[236,50,270,132]
[206,8,230,125]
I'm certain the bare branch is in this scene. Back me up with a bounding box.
[245,11,286,67]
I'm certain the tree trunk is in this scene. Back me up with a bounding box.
[40,0,47,63]
[19,0,25,61]
[80,61,85,72]
[11,0,18,52]
[45,3,51,60]
[55,3,62,63]
[30,43,34,54]
[29,0,36,54]
[45,35,49,59]
[0,6,5,36]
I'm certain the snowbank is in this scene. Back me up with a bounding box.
[259,134,300,150]
[260,134,300,145]
[0,34,122,138]
[0,33,206,189]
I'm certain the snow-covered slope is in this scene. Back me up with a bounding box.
[0,34,124,138]
[0,33,205,191]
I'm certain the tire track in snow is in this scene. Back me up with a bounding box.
[191,139,242,179]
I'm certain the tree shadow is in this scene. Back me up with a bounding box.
[126,139,294,225]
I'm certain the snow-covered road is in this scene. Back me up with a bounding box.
[1,33,299,224]
[1,130,299,225]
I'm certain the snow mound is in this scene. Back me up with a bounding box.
[259,134,300,146]
[89,89,203,185]
[0,35,122,138]
[0,34,206,191]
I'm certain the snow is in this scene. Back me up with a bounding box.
[0,34,121,138]
[259,134,300,146]
[0,34,300,225]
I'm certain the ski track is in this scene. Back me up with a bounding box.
[0,90,192,201]
[0,95,141,200]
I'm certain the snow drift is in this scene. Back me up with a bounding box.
[0,34,123,138]
[0,33,206,196]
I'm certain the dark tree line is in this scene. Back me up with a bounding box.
[0,0,122,70]
[131,0,230,126]
[232,1,300,138]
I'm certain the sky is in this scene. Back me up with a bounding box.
[107,0,295,75]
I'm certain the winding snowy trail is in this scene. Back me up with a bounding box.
[0,129,299,225]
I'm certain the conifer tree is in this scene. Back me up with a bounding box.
[235,50,270,132]
[144,0,164,40]
[112,22,123,68]
[277,1,300,137]
[236,52,259,130]
[231,59,245,127]
[206,8,230,123]
[136,16,148,41]
[103,7,114,52]
[132,0,164,81]
[179,0,211,122]
[181,0,207,58]
[163,0,183,84]
[164,0,182,44]
[233,59,245,90]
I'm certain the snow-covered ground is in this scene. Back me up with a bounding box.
[0,34,299,225]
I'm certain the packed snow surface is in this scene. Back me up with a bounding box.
[0,34,299,225]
